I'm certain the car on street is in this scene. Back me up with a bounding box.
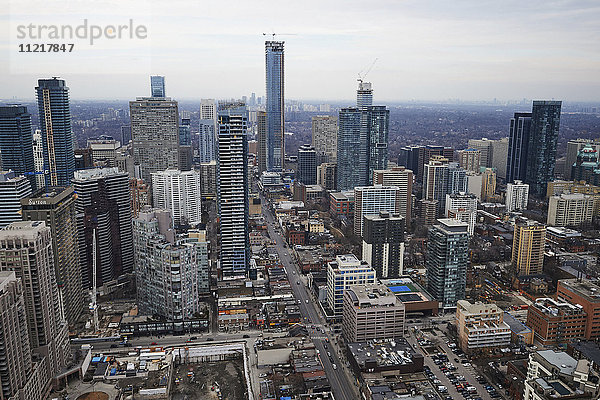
[151,342,157,345]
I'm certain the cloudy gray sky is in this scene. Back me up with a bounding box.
[2,0,599,101]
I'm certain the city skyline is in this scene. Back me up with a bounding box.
[2,0,600,102]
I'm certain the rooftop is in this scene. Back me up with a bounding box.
[559,279,600,303]
[347,338,420,369]
[346,284,402,308]
[535,350,578,375]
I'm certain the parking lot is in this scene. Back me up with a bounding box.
[408,326,505,400]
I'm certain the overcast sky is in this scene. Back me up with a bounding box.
[2,0,599,102]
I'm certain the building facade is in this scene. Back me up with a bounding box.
[547,193,594,227]
[217,102,250,279]
[458,149,481,173]
[151,169,202,226]
[426,219,469,310]
[327,254,376,317]
[297,144,317,185]
[21,187,83,325]
[0,105,36,190]
[526,298,586,345]
[372,166,413,225]
[73,167,133,288]
[456,300,511,354]
[445,192,477,235]
[0,172,32,229]
[557,279,600,340]
[506,180,529,212]
[354,185,401,236]
[525,101,562,197]
[362,212,405,279]
[512,218,546,277]
[265,41,285,172]
[35,78,75,187]
[130,97,180,185]
[0,222,70,377]
[312,115,338,163]
[134,209,208,322]
[342,284,405,342]
[507,112,532,184]
[199,99,217,163]
[150,75,165,97]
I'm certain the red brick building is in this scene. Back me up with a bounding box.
[557,279,600,340]
[526,297,587,345]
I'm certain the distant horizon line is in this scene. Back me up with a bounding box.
[1,97,599,105]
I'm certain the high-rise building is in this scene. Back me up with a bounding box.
[200,160,217,199]
[571,144,600,185]
[32,130,45,189]
[458,149,481,173]
[525,101,562,197]
[297,144,317,185]
[121,125,132,144]
[423,157,449,216]
[150,75,165,97]
[36,78,76,187]
[73,167,133,287]
[445,192,477,235]
[397,145,421,173]
[417,145,454,182]
[0,272,47,400]
[342,283,405,342]
[327,254,376,317]
[365,106,390,180]
[467,138,493,168]
[134,209,207,322]
[447,162,468,195]
[312,115,338,163]
[357,81,373,109]
[337,107,363,190]
[151,169,202,226]
[0,171,32,229]
[354,185,402,236]
[426,219,469,310]
[265,41,285,172]
[217,102,250,279]
[0,105,36,190]
[179,118,191,146]
[317,162,337,191]
[481,167,496,201]
[130,97,180,184]
[337,100,390,191]
[506,112,532,183]
[362,212,405,278]
[565,139,600,180]
[199,99,217,163]
[88,138,120,167]
[373,167,413,224]
[21,187,82,325]
[506,180,529,212]
[490,137,509,180]
[547,193,594,227]
[256,111,267,173]
[512,218,545,276]
[0,221,70,377]
[129,178,150,218]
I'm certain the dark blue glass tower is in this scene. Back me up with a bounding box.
[265,41,284,172]
[525,101,562,197]
[506,112,532,184]
[336,107,363,191]
[35,78,76,187]
[0,105,36,190]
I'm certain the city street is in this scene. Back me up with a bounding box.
[261,197,358,400]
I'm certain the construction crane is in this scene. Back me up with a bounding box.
[262,32,297,40]
[357,58,378,84]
